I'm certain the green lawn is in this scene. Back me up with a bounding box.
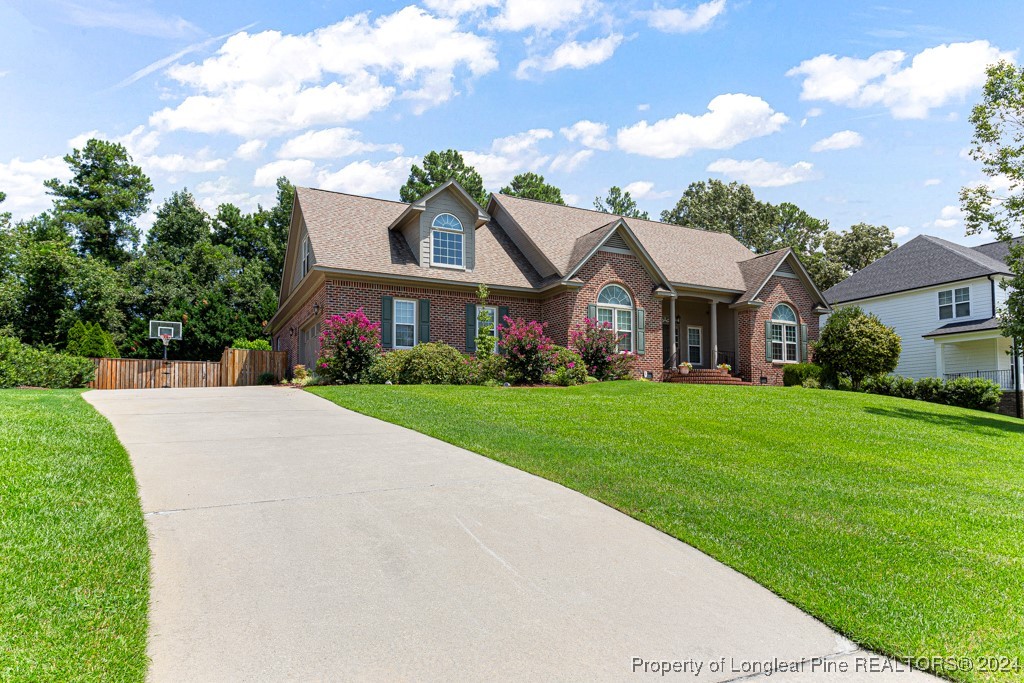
[0,390,149,682]
[311,382,1024,682]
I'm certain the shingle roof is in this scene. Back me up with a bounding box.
[296,187,550,289]
[923,316,1002,338]
[971,237,1023,264]
[493,194,756,290]
[823,235,1011,304]
[735,249,791,304]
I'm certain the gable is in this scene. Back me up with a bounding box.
[566,222,671,290]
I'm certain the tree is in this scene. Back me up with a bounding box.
[814,306,901,389]
[661,179,775,252]
[45,139,153,266]
[594,186,649,219]
[960,60,1024,345]
[145,190,210,260]
[822,223,897,275]
[771,202,830,254]
[400,150,487,207]
[803,251,848,291]
[500,172,565,205]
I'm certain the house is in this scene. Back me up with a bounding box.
[823,234,1023,416]
[267,180,831,384]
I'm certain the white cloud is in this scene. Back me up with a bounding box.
[489,0,596,32]
[422,0,500,16]
[317,156,417,196]
[637,103,650,111]
[923,178,942,187]
[799,107,823,127]
[68,124,161,158]
[787,40,1016,119]
[253,159,317,187]
[277,128,402,159]
[616,93,788,158]
[706,158,818,187]
[893,226,911,239]
[144,153,227,175]
[549,149,594,173]
[810,130,863,152]
[58,0,200,39]
[0,156,70,219]
[194,176,263,213]
[151,7,498,137]
[622,181,672,200]
[516,34,623,79]
[560,120,611,150]
[644,0,726,33]
[462,129,553,187]
[235,139,266,160]
[928,204,963,229]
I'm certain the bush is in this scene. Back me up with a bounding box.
[606,351,640,380]
[398,343,472,385]
[317,309,381,384]
[863,374,1002,412]
[801,377,821,389]
[256,371,276,385]
[570,317,619,380]
[893,376,918,400]
[815,306,901,389]
[498,317,553,385]
[782,363,821,387]
[915,376,945,403]
[474,352,506,385]
[545,346,588,386]
[232,338,272,351]
[944,377,1002,412]
[65,321,120,358]
[0,336,96,388]
[863,374,898,396]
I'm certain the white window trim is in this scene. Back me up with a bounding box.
[430,213,465,270]
[937,286,971,321]
[596,285,635,353]
[687,325,703,366]
[301,236,312,277]
[393,298,417,350]
[476,305,499,353]
[769,316,799,365]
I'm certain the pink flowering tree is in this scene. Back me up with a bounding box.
[570,318,619,380]
[497,316,553,384]
[317,309,381,384]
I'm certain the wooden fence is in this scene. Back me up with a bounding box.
[88,349,287,390]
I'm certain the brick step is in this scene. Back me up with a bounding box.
[667,376,751,385]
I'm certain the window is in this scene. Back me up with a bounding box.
[301,236,312,276]
[476,305,498,353]
[596,284,633,352]
[938,287,970,320]
[430,213,464,268]
[770,303,798,363]
[394,299,417,349]
[687,326,702,365]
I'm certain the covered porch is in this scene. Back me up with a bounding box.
[931,330,1022,391]
[661,295,739,371]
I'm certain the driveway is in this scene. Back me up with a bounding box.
[85,387,932,682]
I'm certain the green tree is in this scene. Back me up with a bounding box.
[594,186,649,219]
[45,139,153,266]
[66,321,119,358]
[145,190,210,260]
[822,223,897,275]
[803,251,848,291]
[814,306,901,389]
[661,179,776,252]
[771,202,830,254]
[960,60,1024,346]
[400,150,487,207]
[500,172,565,205]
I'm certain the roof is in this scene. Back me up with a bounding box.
[970,236,1023,264]
[295,187,549,290]
[824,234,1011,304]
[735,249,791,305]
[493,194,758,290]
[923,316,1002,338]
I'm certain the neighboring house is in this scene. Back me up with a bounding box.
[824,235,1023,414]
[267,180,831,384]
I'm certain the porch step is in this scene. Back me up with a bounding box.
[664,368,750,386]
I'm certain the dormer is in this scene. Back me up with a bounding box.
[388,180,489,272]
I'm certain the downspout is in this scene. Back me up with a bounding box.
[989,275,997,318]
[1015,339,1023,419]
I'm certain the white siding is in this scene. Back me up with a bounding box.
[832,277,995,379]
[419,191,477,271]
[944,339,998,374]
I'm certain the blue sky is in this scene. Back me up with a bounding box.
[2,0,1022,245]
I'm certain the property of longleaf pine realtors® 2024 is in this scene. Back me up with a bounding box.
[630,656,925,677]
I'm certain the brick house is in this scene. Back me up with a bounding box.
[267,180,831,384]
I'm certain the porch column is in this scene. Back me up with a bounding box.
[669,297,677,369]
[935,341,945,379]
[709,300,719,367]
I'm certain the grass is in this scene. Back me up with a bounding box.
[310,381,1024,682]
[0,390,149,682]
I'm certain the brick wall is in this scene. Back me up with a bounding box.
[737,275,821,385]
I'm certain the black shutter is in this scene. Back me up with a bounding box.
[418,299,430,345]
[497,306,509,353]
[636,308,645,355]
[465,303,477,352]
[765,320,772,362]
[799,323,808,363]
[381,296,393,349]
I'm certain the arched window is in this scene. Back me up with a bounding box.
[431,213,464,268]
[769,303,799,362]
[596,284,634,352]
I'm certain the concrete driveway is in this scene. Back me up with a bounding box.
[85,386,932,682]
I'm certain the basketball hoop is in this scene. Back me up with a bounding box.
[159,333,172,345]
[149,320,182,368]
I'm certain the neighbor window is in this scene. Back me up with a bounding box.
[430,213,464,268]
[938,287,970,320]
[596,284,633,352]
[394,299,417,349]
[687,326,702,365]
[477,305,498,353]
[770,303,798,363]
[301,236,312,276]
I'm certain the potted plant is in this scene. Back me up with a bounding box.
[717,362,732,373]
[677,361,693,375]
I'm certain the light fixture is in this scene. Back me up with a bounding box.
[289,327,295,338]
[313,303,321,316]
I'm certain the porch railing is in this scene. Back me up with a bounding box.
[664,349,736,371]
[944,369,1016,390]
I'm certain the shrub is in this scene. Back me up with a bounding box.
[801,377,821,389]
[232,338,272,351]
[815,306,901,389]
[293,365,310,381]
[893,376,918,400]
[65,321,120,358]
[545,346,588,386]
[317,309,381,384]
[498,317,553,385]
[915,376,945,403]
[863,374,898,396]
[474,352,507,385]
[366,351,403,384]
[0,336,96,388]
[782,363,821,387]
[397,343,471,385]
[570,317,618,380]
[256,371,276,385]
[606,351,640,380]
[944,377,1002,412]
[862,374,1002,412]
